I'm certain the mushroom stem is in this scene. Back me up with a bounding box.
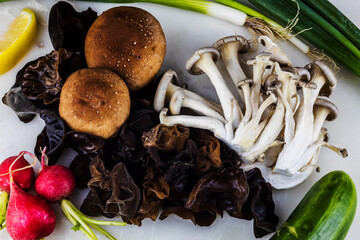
[186,48,242,127]
[231,93,277,154]
[159,108,228,141]
[273,83,316,175]
[213,35,253,123]
[169,88,226,123]
[247,53,273,118]
[154,69,223,114]
[312,98,338,142]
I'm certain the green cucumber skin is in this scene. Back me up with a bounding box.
[301,0,360,51]
[270,171,357,240]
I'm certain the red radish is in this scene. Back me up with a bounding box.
[6,152,56,240]
[35,150,76,203]
[0,153,35,193]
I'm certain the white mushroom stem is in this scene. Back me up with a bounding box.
[273,84,316,175]
[190,49,242,127]
[169,88,226,123]
[274,66,332,175]
[268,128,327,189]
[215,36,252,123]
[312,101,337,142]
[247,54,273,118]
[160,108,228,142]
[166,84,223,114]
[231,93,277,154]
[154,69,223,114]
[243,64,297,163]
[275,65,300,110]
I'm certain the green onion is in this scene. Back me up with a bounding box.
[283,0,360,59]
[214,0,310,53]
[301,0,360,51]
[247,0,360,76]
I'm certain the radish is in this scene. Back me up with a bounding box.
[0,152,36,230]
[35,153,76,203]
[6,152,56,240]
[0,153,35,193]
[35,149,126,240]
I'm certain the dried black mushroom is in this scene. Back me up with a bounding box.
[185,167,249,217]
[2,48,86,123]
[81,156,141,218]
[49,1,97,52]
[21,49,72,105]
[241,168,279,238]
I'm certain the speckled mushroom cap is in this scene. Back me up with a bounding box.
[85,6,166,92]
[59,68,130,139]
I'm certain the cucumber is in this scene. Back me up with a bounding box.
[270,171,357,240]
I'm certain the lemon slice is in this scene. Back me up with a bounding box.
[0,8,37,75]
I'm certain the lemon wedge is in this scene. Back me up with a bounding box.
[0,8,37,75]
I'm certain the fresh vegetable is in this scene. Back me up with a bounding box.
[280,0,360,59]
[301,0,360,51]
[246,0,360,76]
[0,153,35,193]
[0,192,8,230]
[35,152,76,203]
[34,150,126,240]
[270,171,357,240]
[0,152,36,229]
[0,9,37,74]
[6,152,56,240]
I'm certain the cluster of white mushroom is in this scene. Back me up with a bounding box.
[153,35,347,189]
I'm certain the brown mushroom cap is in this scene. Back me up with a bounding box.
[305,61,337,97]
[213,35,250,54]
[314,98,339,121]
[85,6,166,92]
[59,68,130,139]
[185,47,220,75]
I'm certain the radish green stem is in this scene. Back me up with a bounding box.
[61,199,126,240]
[70,204,126,226]
[88,222,117,240]
[0,192,8,230]
[61,205,93,239]
[61,200,98,240]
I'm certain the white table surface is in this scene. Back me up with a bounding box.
[0,0,359,239]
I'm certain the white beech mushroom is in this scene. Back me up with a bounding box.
[274,62,338,176]
[242,66,289,162]
[231,92,277,154]
[169,88,226,123]
[259,36,292,66]
[153,69,223,114]
[247,53,273,118]
[213,35,253,123]
[312,98,347,157]
[186,47,242,128]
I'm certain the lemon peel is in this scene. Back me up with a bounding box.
[0,8,37,75]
